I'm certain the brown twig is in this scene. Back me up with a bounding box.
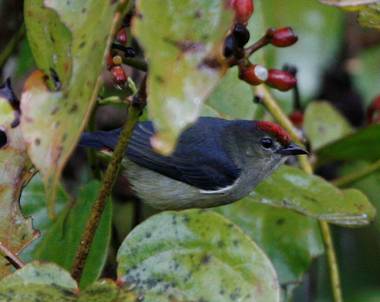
[0,242,25,269]
[71,77,146,283]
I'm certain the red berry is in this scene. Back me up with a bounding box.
[266,69,297,91]
[228,0,254,24]
[270,27,298,47]
[111,66,127,86]
[116,28,128,45]
[367,95,380,124]
[289,110,304,128]
[239,64,268,86]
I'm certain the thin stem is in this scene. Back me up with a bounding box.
[257,84,343,302]
[333,158,380,187]
[0,242,25,269]
[71,103,142,282]
[71,0,134,282]
[245,35,270,57]
[0,24,25,71]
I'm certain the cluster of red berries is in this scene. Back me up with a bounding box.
[226,0,298,92]
[107,14,135,89]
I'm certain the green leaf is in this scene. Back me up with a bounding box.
[0,262,77,302]
[351,44,380,106]
[133,0,233,154]
[32,181,112,288]
[358,4,380,29]
[0,90,37,278]
[21,0,120,213]
[117,210,280,302]
[262,0,343,109]
[317,124,380,162]
[20,174,68,262]
[216,203,324,286]
[304,101,353,150]
[247,165,376,226]
[0,262,137,301]
[339,161,380,230]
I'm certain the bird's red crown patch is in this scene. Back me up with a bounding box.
[256,121,291,146]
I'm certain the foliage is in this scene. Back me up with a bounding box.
[0,0,379,301]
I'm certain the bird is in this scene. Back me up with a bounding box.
[79,117,307,210]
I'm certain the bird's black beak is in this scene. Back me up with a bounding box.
[277,142,308,156]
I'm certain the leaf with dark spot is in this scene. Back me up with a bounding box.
[133,0,233,154]
[117,210,280,302]
[22,0,121,213]
[0,94,37,279]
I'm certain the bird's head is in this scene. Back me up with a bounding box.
[228,120,307,171]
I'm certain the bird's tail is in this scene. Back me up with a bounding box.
[79,129,121,150]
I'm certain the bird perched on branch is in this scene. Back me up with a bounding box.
[80,117,307,210]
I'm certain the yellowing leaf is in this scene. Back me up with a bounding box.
[133,0,233,154]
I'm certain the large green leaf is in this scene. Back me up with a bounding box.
[32,181,112,288]
[117,210,280,302]
[133,0,233,154]
[262,0,343,109]
[247,165,376,226]
[317,124,380,162]
[22,0,121,213]
[0,262,77,301]
[304,101,353,150]
[0,262,137,301]
[0,87,37,278]
[216,202,324,286]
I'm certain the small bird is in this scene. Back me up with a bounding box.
[80,117,307,210]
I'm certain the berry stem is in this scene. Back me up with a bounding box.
[256,85,343,302]
[245,35,270,57]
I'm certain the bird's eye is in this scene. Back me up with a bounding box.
[260,137,273,149]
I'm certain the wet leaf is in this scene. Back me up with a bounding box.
[133,0,233,154]
[0,86,37,278]
[117,210,280,302]
[317,124,380,163]
[32,181,112,288]
[22,0,120,213]
[216,203,324,286]
[247,165,376,226]
[0,262,77,301]
[304,101,353,150]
